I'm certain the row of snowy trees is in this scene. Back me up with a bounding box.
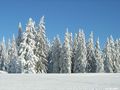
[49,30,120,73]
[0,16,120,73]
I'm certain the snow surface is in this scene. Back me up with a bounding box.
[0,73,119,90]
[0,70,7,74]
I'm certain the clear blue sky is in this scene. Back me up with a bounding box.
[0,0,120,47]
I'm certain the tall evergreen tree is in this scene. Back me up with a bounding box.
[51,35,62,73]
[35,16,48,73]
[0,37,7,71]
[18,18,38,73]
[114,39,120,72]
[17,22,23,47]
[86,32,96,72]
[71,33,78,73]
[5,39,11,72]
[109,36,118,72]
[95,38,104,72]
[73,30,87,73]
[8,35,18,73]
[47,44,53,73]
[104,38,113,73]
[60,30,71,73]
[118,39,120,66]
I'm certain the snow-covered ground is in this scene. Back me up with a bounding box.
[0,70,7,74]
[0,73,119,90]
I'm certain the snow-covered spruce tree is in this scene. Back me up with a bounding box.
[104,38,113,73]
[0,37,7,71]
[47,44,53,73]
[8,35,19,73]
[118,39,120,67]
[86,32,97,73]
[114,39,120,72]
[5,39,11,72]
[17,22,23,48]
[51,35,62,73]
[95,38,104,73]
[71,33,78,73]
[18,18,38,73]
[60,30,71,73]
[73,30,87,73]
[35,16,48,73]
[7,36,14,73]
[69,32,73,72]
[15,23,24,73]
[109,36,118,73]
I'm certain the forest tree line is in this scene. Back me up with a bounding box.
[0,16,120,73]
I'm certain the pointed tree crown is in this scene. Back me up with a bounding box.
[88,32,94,50]
[39,16,45,32]
[96,38,100,49]
[18,22,22,32]
[26,18,35,32]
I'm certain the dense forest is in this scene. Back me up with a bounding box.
[0,16,120,73]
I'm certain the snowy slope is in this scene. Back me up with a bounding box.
[0,73,119,90]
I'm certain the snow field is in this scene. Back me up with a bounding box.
[0,73,119,90]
